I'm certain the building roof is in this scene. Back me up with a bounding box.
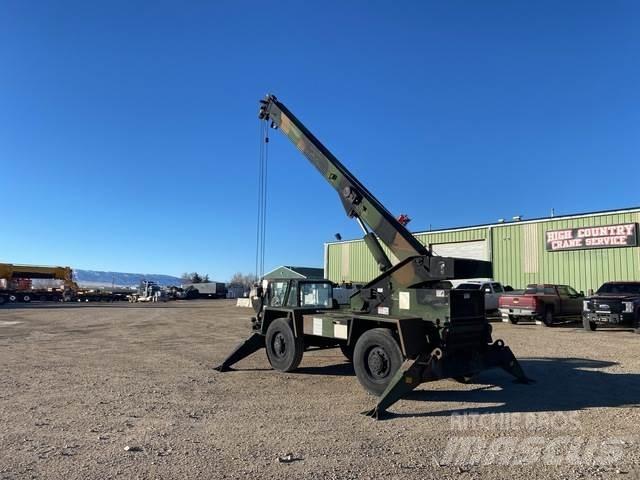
[263,266,324,280]
[325,206,640,245]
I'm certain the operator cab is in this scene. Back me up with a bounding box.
[265,279,334,308]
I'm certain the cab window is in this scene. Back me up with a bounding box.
[566,286,579,297]
[286,283,298,307]
[491,283,504,293]
[269,281,288,307]
[300,282,332,308]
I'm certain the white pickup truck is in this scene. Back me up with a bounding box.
[451,279,507,312]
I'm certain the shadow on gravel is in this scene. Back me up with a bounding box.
[296,362,355,376]
[225,362,355,376]
[395,357,640,418]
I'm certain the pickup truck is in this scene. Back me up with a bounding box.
[452,280,507,312]
[582,281,640,332]
[499,284,584,326]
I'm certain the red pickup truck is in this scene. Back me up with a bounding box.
[498,284,584,326]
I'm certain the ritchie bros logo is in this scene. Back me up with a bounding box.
[546,223,637,251]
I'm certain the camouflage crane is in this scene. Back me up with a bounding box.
[215,94,531,418]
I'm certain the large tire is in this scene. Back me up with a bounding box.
[353,328,403,396]
[542,308,554,327]
[0,296,6,305]
[582,315,597,331]
[22,294,31,303]
[508,315,519,325]
[339,344,354,362]
[265,318,304,372]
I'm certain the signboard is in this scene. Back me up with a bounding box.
[546,223,638,252]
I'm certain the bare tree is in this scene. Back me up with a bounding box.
[228,272,258,290]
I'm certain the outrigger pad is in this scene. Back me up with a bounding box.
[213,332,265,372]
[362,352,433,420]
[362,341,533,419]
[485,340,534,384]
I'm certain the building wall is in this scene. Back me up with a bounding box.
[326,227,488,284]
[325,210,640,294]
[492,210,640,293]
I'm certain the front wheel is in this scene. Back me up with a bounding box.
[542,309,554,327]
[339,344,354,362]
[265,318,304,372]
[582,315,597,331]
[353,328,403,396]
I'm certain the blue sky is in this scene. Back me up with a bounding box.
[1,1,639,281]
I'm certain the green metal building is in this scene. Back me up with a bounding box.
[324,207,640,294]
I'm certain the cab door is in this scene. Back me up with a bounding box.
[556,285,582,316]
[483,282,504,311]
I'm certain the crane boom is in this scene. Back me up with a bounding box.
[258,94,429,267]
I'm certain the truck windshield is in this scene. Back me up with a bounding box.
[596,283,640,295]
[300,283,333,307]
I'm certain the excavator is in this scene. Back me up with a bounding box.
[215,95,531,418]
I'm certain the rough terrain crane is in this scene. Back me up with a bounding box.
[215,95,531,418]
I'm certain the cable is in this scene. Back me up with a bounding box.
[255,121,265,279]
[255,120,269,280]
[261,130,269,278]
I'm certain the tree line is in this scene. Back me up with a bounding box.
[180,272,258,290]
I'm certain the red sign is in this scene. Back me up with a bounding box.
[546,223,638,251]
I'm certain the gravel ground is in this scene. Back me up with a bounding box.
[1,300,639,479]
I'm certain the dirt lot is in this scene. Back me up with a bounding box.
[0,300,639,479]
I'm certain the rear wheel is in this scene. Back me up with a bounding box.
[353,328,403,396]
[542,308,554,327]
[508,315,519,324]
[265,318,304,372]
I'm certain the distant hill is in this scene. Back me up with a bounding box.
[74,269,182,288]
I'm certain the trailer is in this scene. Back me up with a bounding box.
[181,282,227,299]
[0,264,78,304]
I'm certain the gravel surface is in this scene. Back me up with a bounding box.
[1,300,639,479]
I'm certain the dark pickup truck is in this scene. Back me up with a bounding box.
[582,281,640,332]
[499,284,585,326]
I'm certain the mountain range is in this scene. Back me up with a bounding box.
[73,269,183,288]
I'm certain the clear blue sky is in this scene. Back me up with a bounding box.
[1,1,639,281]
